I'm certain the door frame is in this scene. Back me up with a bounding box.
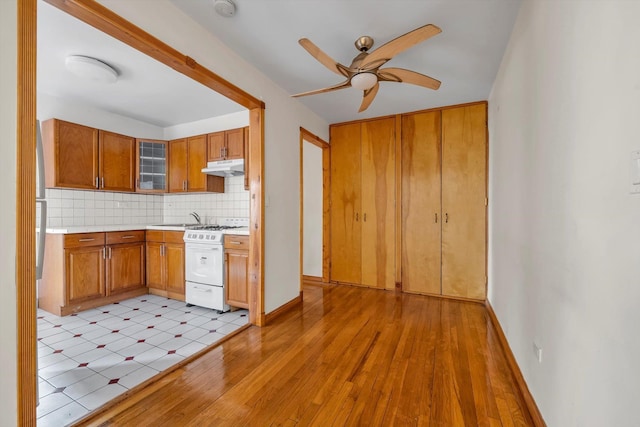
[17,1,266,423]
[299,128,330,285]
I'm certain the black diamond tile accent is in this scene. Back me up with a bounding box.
[70,313,78,316]
[53,349,63,354]
[167,350,176,354]
[53,387,66,393]
[133,308,140,311]
[78,362,88,367]
[111,330,119,333]
[180,321,187,325]
[124,318,131,321]
[162,305,168,308]
[74,334,82,338]
[155,314,162,318]
[90,321,97,325]
[147,326,155,329]
[209,330,217,333]
[175,334,182,338]
[37,316,44,319]
[97,344,106,348]
[103,311,109,314]
[108,378,119,385]
[53,325,62,328]
[125,356,134,361]
[137,339,145,343]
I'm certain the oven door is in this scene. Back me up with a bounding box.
[185,242,224,286]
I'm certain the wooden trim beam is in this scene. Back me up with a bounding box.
[264,292,303,324]
[485,301,547,427]
[249,107,265,326]
[17,0,37,424]
[43,0,264,110]
[394,114,402,291]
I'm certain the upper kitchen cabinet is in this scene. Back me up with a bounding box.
[169,135,224,193]
[207,127,245,161]
[99,130,135,192]
[42,118,135,192]
[42,118,99,190]
[136,139,167,193]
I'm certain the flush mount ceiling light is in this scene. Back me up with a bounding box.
[350,72,378,91]
[65,55,119,84]
[213,0,236,17]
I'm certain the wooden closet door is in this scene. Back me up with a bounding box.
[187,135,208,191]
[441,104,487,300]
[401,111,442,295]
[330,123,362,284]
[361,118,395,289]
[50,120,98,189]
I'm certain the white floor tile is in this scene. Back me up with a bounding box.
[47,367,95,389]
[153,318,181,331]
[104,336,137,352]
[37,401,89,427]
[200,319,226,331]
[47,336,89,352]
[39,330,74,344]
[79,325,113,341]
[76,383,127,411]
[118,323,149,337]
[180,327,209,341]
[145,354,185,372]
[61,341,100,358]
[38,352,69,369]
[36,391,73,418]
[217,323,242,335]
[70,347,118,364]
[135,346,170,364]
[127,326,162,340]
[39,357,82,380]
[115,342,154,357]
[63,373,110,400]
[176,341,207,357]
[100,360,144,380]
[196,331,225,346]
[86,352,127,373]
[143,331,174,347]
[156,336,193,351]
[118,365,159,389]
[38,380,56,399]
[232,316,249,326]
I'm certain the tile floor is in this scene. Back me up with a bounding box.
[36,295,248,426]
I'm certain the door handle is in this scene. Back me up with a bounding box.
[101,177,105,189]
[95,177,99,189]
[79,238,95,242]
[108,247,112,259]
[355,212,359,222]
[435,213,438,223]
[363,213,367,222]
[445,213,449,223]
[121,235,135,239]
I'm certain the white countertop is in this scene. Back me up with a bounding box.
[46,224,250,235]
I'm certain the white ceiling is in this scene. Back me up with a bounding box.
[38,0,522,128]
[169,0,523,124]
[37,0,246,128]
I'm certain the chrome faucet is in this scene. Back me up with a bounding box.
[190,212,201,224]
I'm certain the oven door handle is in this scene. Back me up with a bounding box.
[191,285,213,293]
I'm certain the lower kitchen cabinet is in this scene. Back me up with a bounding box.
[39,230,147,316]
[224,234,249,309]
[146,230,185,300]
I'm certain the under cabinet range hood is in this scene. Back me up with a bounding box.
[201,158,244,177]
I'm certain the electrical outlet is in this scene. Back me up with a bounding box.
[533,342,543,363]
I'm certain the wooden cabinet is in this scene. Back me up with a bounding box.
[146,230,185,300]
[42,119,99,190]
[224,234,249,309]
[99,130,135,192]
[39,230,147,316]
[136,139,167,193]
[42,119,135,191]
[330,117,396,290]
[401,103,487,300]
[207,128,245,161]
[169,135,224,193]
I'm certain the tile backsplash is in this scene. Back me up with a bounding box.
[45,176,249,228]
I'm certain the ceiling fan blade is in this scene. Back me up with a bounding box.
[292,79,351,98]
[299,38,351,78]
[361,24,442,70]
[358,82,380,112]
[378,68,441,90]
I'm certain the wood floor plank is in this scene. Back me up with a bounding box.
[80,285,535,427]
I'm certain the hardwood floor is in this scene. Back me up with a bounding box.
[82,284,533,426]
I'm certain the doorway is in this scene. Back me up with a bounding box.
[299,128,330,285]
[17,0,265,424]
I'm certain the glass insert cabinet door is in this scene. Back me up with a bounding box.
[135,139,167,193]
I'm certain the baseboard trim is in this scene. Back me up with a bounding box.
[485,301,546,427]
[264,292,303,324]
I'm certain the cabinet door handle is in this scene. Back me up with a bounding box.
[435,213,438,223]
[108,247,112,259]
[363,213,367,222]
[228,241,242,245]
[135,178,139,189]
[220,147,223,158]
[161,244,165,256]
[121,235,135,239]
[445,213,449,223]
[95,177,99,189]
[355,212,359,222]
[79,238,95,242]
[183,180,187,191]
[101,177,105,189]
[102,247,106,259]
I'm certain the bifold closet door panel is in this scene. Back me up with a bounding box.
[361,118,396,289]
[330,123,362,284]
[441,104,487,300]
[401,111,442,295]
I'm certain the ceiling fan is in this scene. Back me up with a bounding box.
[292,24,442,112]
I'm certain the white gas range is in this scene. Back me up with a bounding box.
[183,218,249,312]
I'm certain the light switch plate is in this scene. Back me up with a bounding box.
[631,150,640,194]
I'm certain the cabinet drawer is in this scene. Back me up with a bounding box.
[146,230,164,242]
[165,231,185,244]
[107,230,145,245]
[64,232,106,248]
[224,234,249,250]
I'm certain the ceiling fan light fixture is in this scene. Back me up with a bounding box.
[213,0,236,17]
[350,72,377,91]
[65,55,118,84]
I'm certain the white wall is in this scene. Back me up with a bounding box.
[38,92,165,139]
[302,141,323,277]
[0,1,18,424]
[164,110,249,140]
[97,0,329,312]
[488,1,640,425]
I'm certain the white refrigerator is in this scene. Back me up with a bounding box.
[36,120,46,281]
